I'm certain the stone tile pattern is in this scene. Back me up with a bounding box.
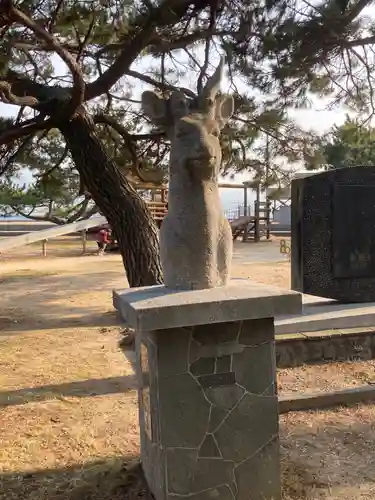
[291,166,375,302]
[136,318,281,500]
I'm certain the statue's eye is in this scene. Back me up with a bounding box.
[211,127,220,137]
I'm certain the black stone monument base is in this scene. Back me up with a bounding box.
[291,166,375,303]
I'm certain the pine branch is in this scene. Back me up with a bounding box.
[85,0,212,100]
[66,197,90,223]
[38,146,69,179]
[94,113,165,183]
[148,29,229,54]
[9,4,85,114]
[68,202,99,223]
[0,116,52,145]
[0,133,33,175]
[344,0,371,22]
[0,81,39,107]
[346,36,375,48]
[5,70,57,103]
[126,70,195,98]
[9,205,64,225]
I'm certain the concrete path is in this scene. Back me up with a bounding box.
[232,241,286,264]
[230,242,375,335]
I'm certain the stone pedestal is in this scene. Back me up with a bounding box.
[114,280,301,500]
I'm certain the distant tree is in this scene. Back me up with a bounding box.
[0,119,167,223]
[0,127,96,223]
[320,117,375,169]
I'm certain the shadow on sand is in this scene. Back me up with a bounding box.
[0,455,149,500]
[0,268,126,333]
[0,374,137,408]
[1,416,375,500]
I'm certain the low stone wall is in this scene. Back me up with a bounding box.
[276,327,375,368]
[279,385,375,413]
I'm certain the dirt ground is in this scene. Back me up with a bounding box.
[1,238,375,499]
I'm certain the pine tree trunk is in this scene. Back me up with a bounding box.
[59,108,163,287]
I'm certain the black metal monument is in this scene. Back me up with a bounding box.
[291,166,375,303]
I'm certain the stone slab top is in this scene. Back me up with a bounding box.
[275,296,375,335]
[113,279,301,331]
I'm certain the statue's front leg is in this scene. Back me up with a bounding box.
[160,215,222,289]
[160,216,202,289]
[159,216,181,289]
[217,219,233,286]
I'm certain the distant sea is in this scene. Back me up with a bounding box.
[0,215,28,220]
[0,188,258,221]
[220,188,257,211]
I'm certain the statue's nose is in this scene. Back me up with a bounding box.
[197,142,215,160]
[199,149,211,160]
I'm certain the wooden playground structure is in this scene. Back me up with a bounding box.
[227,180,272,242]
[140,179,276,242]
[140,183,168,227]
[0,178,289,257]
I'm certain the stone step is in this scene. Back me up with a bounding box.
[275,294,375,334]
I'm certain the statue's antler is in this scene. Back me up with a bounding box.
[199,57,224,102]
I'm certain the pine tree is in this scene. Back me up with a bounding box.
[320,117,375,169]
[0,0,373,285]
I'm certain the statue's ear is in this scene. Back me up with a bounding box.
[215,95,234,129]
[142,91,167,125]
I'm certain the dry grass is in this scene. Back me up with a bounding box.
[1,240,375,499]
[0,236,98,262]
[0,249,139,499]
[0,270,59,284]
[278,360,375,395]
[281,406,375,499]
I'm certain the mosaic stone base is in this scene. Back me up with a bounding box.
[135,318,280,500]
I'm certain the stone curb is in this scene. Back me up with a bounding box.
[276,327,375,368]
[279,385,375,414]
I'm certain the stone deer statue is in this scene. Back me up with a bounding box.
[142,60,234,290]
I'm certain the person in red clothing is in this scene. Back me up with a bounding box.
[96,227,111,256]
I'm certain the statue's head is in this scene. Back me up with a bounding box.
[141,59,234,180]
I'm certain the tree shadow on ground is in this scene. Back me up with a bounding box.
[0,456,149,500]
[0,267,127,333]
[2,414,375,500]
[0,374,137,407]
[0,311,124,335]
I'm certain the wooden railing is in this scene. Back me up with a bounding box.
[224,204,252,222]
[0,216,107,253]
[147,201,168,222]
